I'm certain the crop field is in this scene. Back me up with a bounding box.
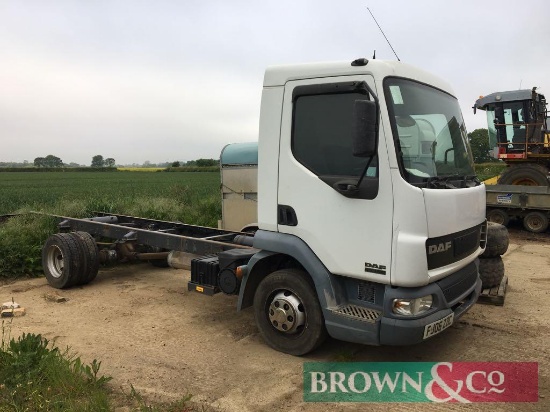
[0,171,221,278]
[0,171,221,221]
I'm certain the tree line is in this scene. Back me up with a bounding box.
[31,155,116,168]
[24,156,218,168]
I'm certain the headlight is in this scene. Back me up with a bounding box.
[392,295,433,316]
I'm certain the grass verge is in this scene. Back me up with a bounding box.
[0,322,203,411]
[0,324,111,411]
[474,162,506,181]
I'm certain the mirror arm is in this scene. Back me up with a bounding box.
[355,155,375,189]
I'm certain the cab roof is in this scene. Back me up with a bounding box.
[262,58,455,96]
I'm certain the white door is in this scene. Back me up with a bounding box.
[277,76,394,282]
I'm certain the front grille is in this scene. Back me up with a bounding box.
[332,305,381,323]
[454,229,480,258]
[427,223,483,270]
[357,281,376,303]
[437,265,478,304]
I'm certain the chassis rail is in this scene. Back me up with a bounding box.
[48,212,252,255]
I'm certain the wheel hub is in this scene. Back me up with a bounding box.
[268,291,305,334]
[46,245,64,279]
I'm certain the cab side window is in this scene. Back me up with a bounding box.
[292,91,377,177]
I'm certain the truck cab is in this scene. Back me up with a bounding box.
[240,58,485,354]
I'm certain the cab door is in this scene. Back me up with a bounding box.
[276,76,394,282]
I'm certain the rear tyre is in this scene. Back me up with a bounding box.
[523,211,549,233]
[71,232,100,285]
[486,208,509,226]
[497,164,550,186]
[42,233,84,289]
[253,269,327,356]
[481,222,509,258]
[478,256,505,289]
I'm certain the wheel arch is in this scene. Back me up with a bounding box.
[237,230,345,311]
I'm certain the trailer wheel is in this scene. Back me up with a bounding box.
[523,211,549,233]
[42,233,84,289]
[478,256,505,289]
[71,232,99,285]
[253,269,327,356]
[481,222,509,258]
[486,208,509,226]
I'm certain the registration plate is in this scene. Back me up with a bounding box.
[423,313,454,339]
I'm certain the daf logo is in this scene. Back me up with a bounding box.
[365,263,386,271]
[428,241,452,254]
[364,262,387,275]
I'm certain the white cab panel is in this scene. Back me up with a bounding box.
[257,86,284,232]
[423,185,486,238]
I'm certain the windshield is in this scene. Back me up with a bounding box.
[385,78,476,188]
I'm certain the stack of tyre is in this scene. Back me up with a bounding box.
[478,222,509,289]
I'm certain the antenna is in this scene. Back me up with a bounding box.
[367,7,400,61]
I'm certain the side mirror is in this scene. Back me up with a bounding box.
[353,100,378,157]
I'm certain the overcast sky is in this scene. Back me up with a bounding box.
[1,0,549,165]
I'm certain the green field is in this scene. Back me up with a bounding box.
[0,171,221,224]
[0,171,221,278]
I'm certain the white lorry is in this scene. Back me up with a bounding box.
[41,58,486,355]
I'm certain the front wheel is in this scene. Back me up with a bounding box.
[253,269,327,356]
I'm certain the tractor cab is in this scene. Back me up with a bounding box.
[474,88,548,161]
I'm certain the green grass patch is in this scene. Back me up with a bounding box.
[474,162,507,181]
[0,325,203,411]
[0,329,112,411]
[0,214,57,278]
[0,172,222,278]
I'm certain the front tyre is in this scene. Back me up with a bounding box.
[253,269,327,356]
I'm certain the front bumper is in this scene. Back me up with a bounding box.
[324,260,482,346]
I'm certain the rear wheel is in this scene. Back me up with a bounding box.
[71,232,100,285]
[42,233,83,289]
[523,211,549,233]
[253,269,327,356]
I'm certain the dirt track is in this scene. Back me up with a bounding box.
[1,227,549,411]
